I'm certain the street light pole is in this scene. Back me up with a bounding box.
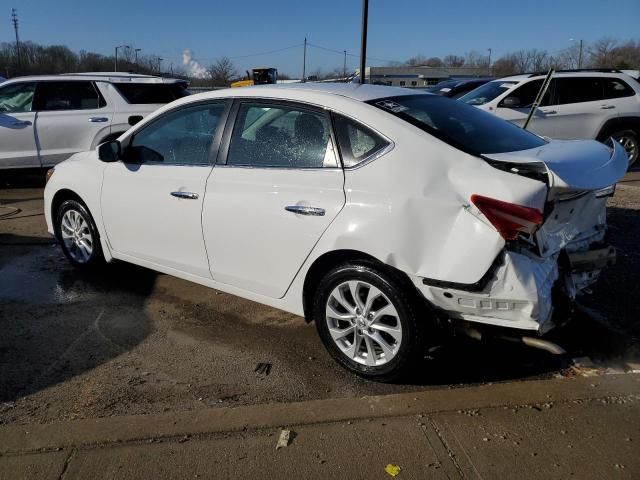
[343,50,347,80]
[570,38,584,69]
[487,48,492,75]
[302,37,307,82]
[114,45,130,72]
[135,48,142,65]
[359,0,369,84]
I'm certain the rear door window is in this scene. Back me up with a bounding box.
[499,79,554,108]
[555,78,604,105]
[226,102,337,168]
[113,83,189,104]
[35,81,105,111]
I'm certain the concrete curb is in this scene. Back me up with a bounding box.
[1,374,638,454]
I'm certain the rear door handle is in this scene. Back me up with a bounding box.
[285,205,325,216]
[171,191,199,200]
[600,105,615,110]
[11,120,32,126]
[89,117,109,123]
[541,109,557,114]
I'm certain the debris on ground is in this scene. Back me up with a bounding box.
[275,429,291,450]
[255,363,272,375]
[384,464,401,477]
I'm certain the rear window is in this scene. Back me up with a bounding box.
[113,83,189,104]
[459,81,517,105]
[369,94,547,155]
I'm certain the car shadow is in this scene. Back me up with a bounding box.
[0,234,156,403]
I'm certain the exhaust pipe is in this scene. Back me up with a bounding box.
[457,324,566,355]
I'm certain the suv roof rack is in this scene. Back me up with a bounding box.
[527,68,623,77]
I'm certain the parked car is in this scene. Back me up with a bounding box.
[44,84,627,381]
[0,72,189,170]
[459,70,640,168]
[427,78,492,98]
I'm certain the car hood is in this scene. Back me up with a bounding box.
[482,139,627,192]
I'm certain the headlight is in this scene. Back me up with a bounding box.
[45,168,55,184]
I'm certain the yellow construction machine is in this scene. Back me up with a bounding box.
[230,67,278,88]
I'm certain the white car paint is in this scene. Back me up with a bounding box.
[44,83,627,337]
[461,72,640,141]
[0,72,187,169]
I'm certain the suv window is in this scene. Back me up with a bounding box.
[0,82,36,113]
[227,103,337,168]
[333,115,389,167]
[603,78,635,99]
[369,94,547,155]
[36,81,105,111]
[555,77,604,105]
[460,81,517,105]
[113,83,189,104]
[499,79,553,108]
[127,102,226,165]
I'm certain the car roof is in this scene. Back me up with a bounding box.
[193,82,427,103]
[494,71,634,83]
[1,72,186,84]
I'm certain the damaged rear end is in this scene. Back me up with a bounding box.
[422,139,628,334]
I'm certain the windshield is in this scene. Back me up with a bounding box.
[459,81,517,105]
[368,94,547,155]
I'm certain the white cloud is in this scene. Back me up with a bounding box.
[182,49,209,79]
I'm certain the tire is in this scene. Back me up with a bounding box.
[610,129,639,170]
[55,199,105,269]
[313,261,431,382]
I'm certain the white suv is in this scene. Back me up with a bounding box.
[0,72,189,170]
[460,70,640,168]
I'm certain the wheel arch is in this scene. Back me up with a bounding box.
[51,188,87,236]
[301,249,427,323]
[596,116,640,141]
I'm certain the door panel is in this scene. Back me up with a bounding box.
[203,167,345,297]
[0,82,38,168]
[100,101,229,278]
[34,81,113,166]
[202,100,345,298]
[102,163,213,277]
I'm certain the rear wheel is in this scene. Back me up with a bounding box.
[313,262,430,382]
[610,129,639,169]
[55,199,105,268]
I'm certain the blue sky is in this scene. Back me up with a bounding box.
[2,0,639,77]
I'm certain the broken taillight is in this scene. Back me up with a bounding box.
[470,194,543,241]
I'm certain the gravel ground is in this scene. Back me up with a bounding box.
[1,180,638,426]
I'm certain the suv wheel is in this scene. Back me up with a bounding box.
[56,199,105,268]
[611,129,639,169]
[313,262,430,382]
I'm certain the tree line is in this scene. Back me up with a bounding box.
[403,37,640,76]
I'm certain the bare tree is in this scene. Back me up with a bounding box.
[208,57,236,86]
[443,55,465,67]
[588,37,618,67]
[405,54,427,66]
[425,57,443,67]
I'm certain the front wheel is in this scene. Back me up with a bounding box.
[55,199,105,268]
[313,262,430,382]
[610,129,639,169]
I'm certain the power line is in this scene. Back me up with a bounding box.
[228,43,303,60]
[307,42,394,64]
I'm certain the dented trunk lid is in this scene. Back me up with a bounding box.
[482,139,628,198]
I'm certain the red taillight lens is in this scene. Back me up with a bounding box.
[470,194,543,241]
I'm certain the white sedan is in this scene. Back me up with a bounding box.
[44,83,627,381]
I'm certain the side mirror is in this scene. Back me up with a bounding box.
[128,115,143,126]
[98,140,121,162]
[501,96,522,108]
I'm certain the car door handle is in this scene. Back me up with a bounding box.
[285,205,325,216]
[600,105,615,109]
[170,191,199,200]
[541,109,557,114]
[89,117,109,123]
[11,120,32,126]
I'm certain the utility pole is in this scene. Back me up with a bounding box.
[114,45,129,72]
[157,57,163,74]
[359,0,369,84]
[11,9,21,72]
[578,39,583,69]
[487,48,492,75]
[134,48,141,65]
[170,62,174,75]
[302,37,307,82]
[343,50,347,80]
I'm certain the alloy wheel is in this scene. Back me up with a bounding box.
[325,280,402,366]
[60,209,94,263]
[614,134,639,166]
